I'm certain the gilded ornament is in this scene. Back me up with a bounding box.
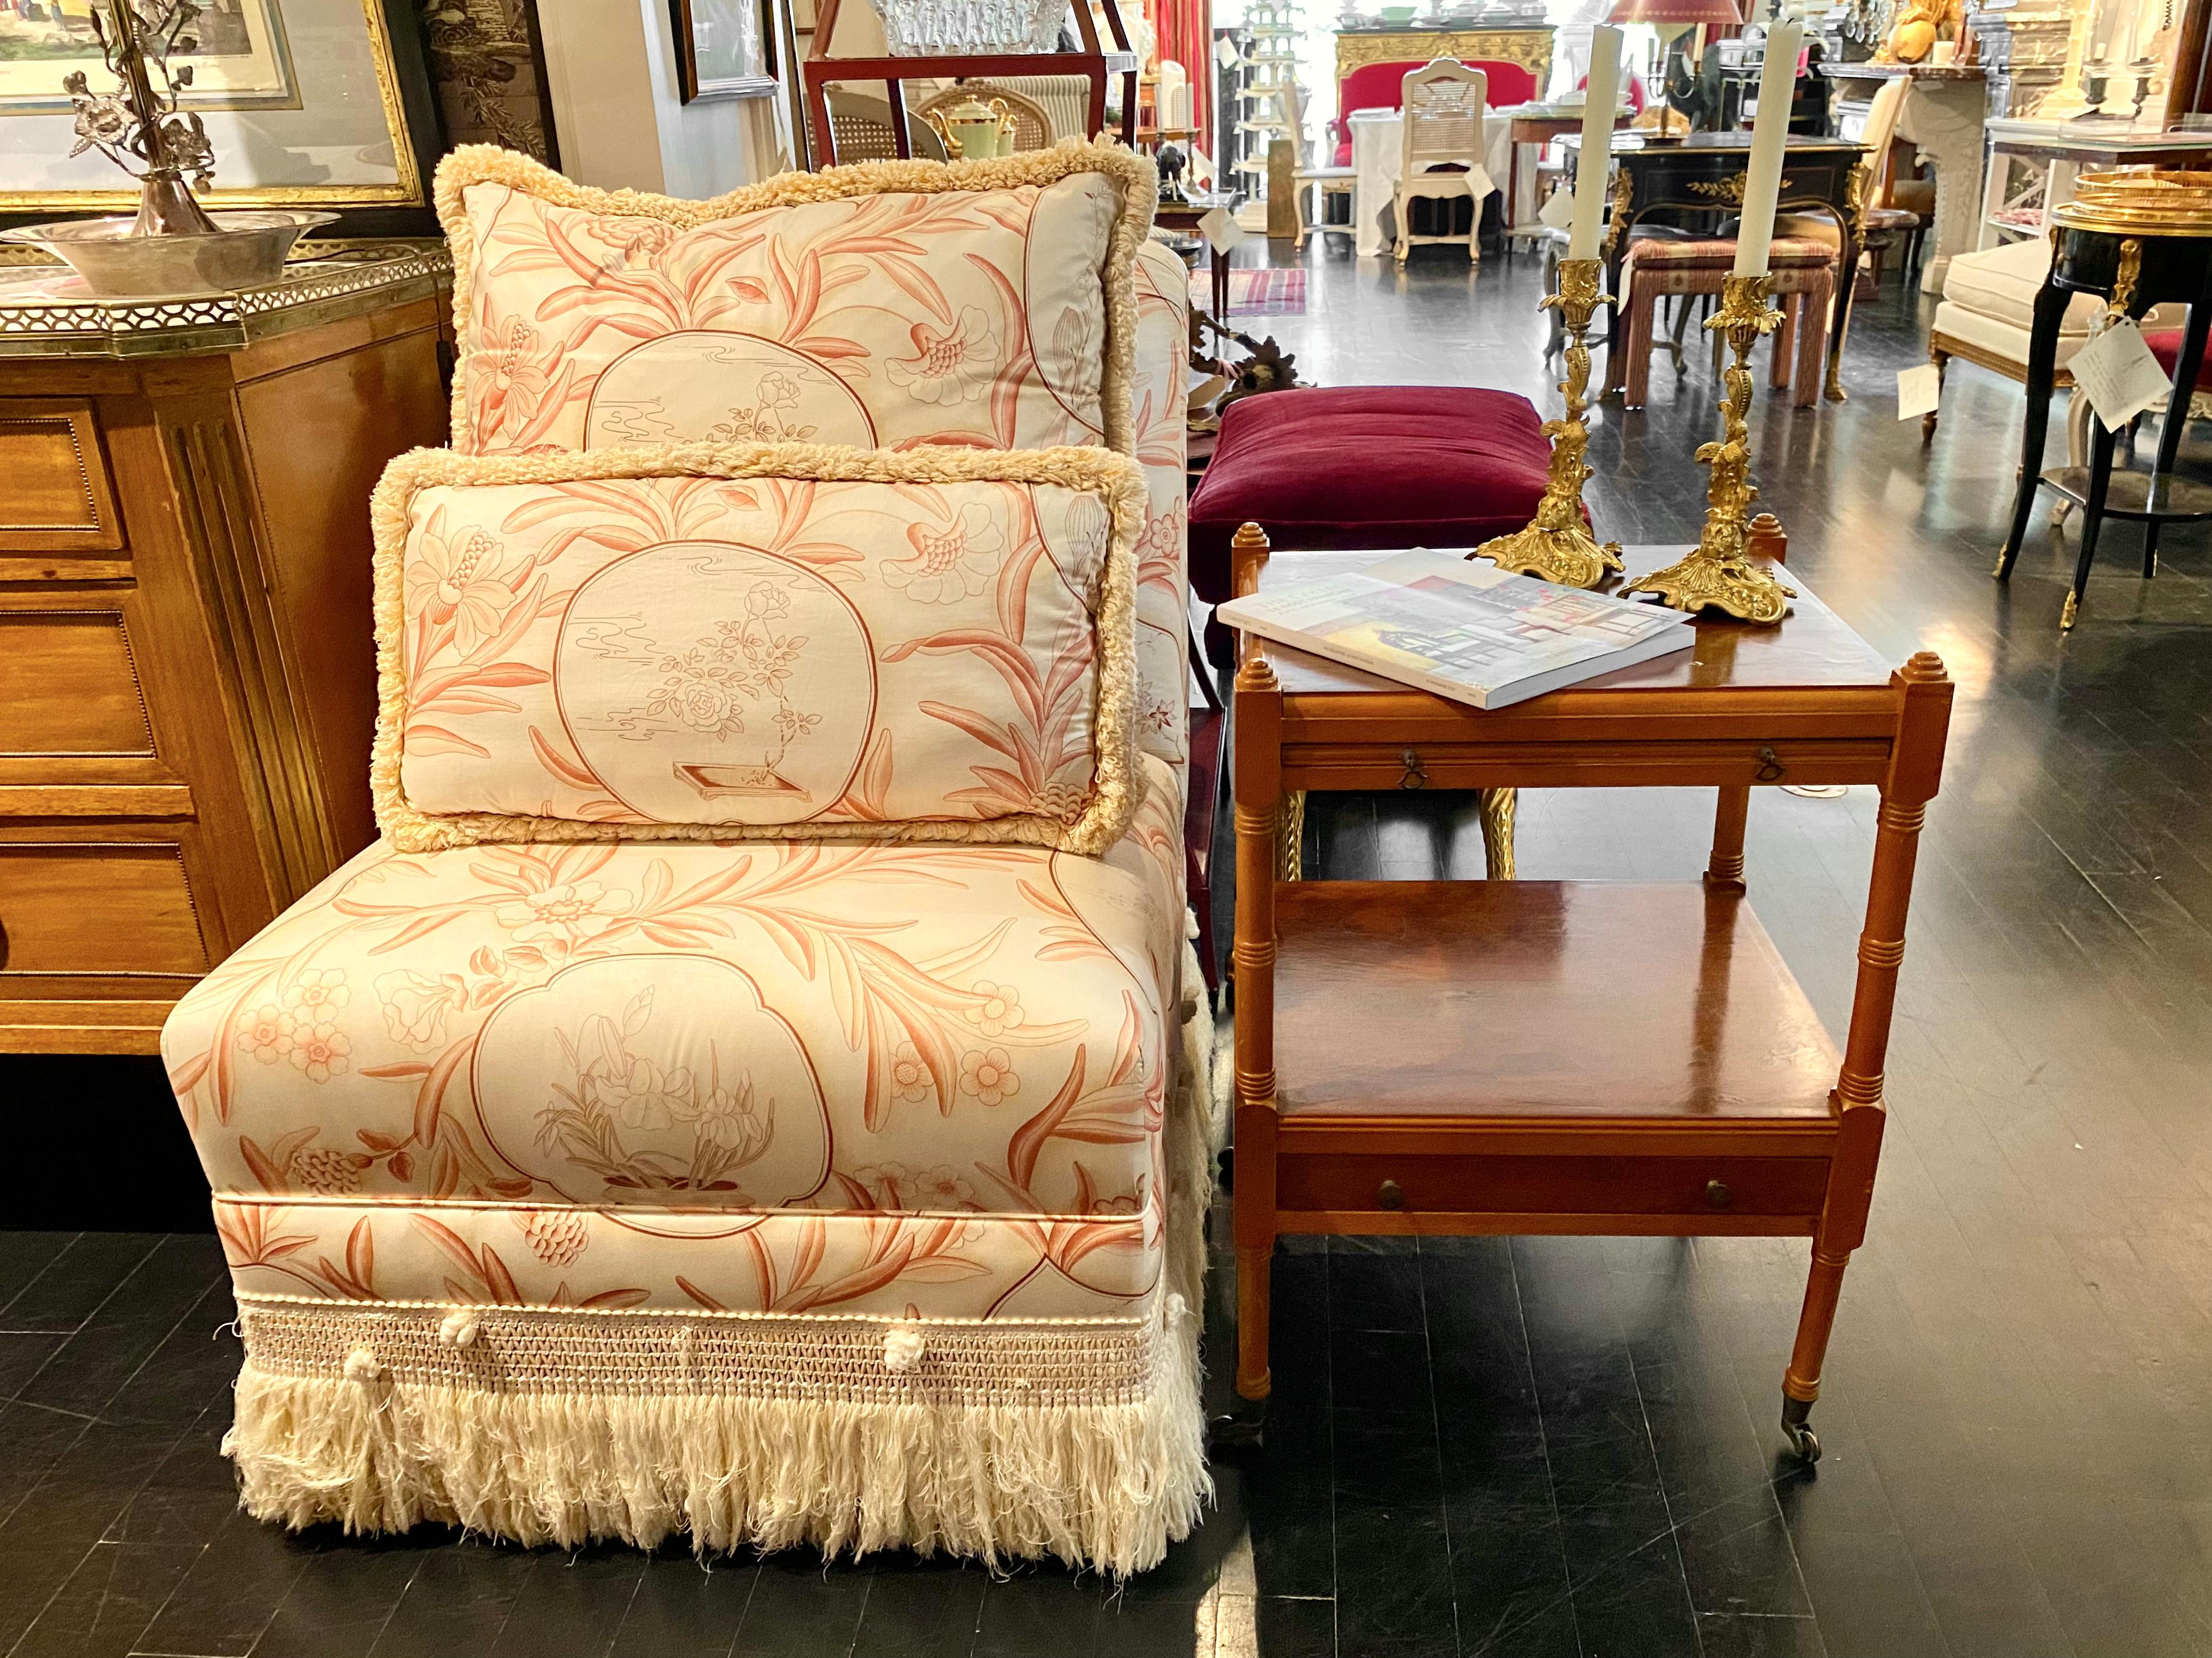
[1623,275,1797,624]
[1471,257,1623,589]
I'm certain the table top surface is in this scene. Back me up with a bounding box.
[1246,546,1900,702]
[1984,119,2212,151]
[1569,132,1865,158]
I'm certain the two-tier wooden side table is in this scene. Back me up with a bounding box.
[1226,536,1953,1462]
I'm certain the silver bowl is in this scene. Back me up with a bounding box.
[0,209,339,297]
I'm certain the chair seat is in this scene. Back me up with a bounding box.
[1187,386,1556,603]
[1625,236,1835,270]
[1296,164,1358,182]
[2144,327,2211,379]
[160,755,1189,1319]
[1862,204,1922,232]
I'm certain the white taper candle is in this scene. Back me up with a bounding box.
[1732,21,1804,278]
[1567,25,1623,263]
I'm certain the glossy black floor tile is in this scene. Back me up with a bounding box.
[9,241,2212,1656]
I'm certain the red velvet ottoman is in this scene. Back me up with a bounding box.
[1188,385,1557,630]
[1188,384,1545,880]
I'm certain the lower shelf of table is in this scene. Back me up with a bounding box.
[1252,878,1846,1236]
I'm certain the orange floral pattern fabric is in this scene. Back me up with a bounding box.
[372,452,1143,853]
[162,754,1186,1320]
[451,170,1120,459]
[436,145,1188,776]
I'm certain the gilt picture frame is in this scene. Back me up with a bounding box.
[0,0,443,236]
[671,0,779,102]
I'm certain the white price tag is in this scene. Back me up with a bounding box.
[1214,35,1239,66]
[1896,362,1942,422]
[1538,186,1577,230]
[2071,318,2173,429]
[1197,207,1246,252]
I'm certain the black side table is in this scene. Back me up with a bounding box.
[1995,221,2212,630]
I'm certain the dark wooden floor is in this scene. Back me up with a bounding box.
[8,239,2212,1657]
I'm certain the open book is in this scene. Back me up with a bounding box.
[1215,551,1697,710]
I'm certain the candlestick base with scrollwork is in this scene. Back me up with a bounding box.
[1472,258,1624,590]
[1622,274,1796,625]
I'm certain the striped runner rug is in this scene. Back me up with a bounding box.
[1193,267,1308,316]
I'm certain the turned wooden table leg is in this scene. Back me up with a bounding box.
[1477,787,1516,880]
[1706,785,1750,894]
[1782,652,1952,1462]
[1229,522,1282,1428]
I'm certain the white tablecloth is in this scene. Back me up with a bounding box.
[1349,106,1518,258]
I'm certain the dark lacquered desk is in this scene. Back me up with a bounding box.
[1226,543,1953,1465]
[1567,132,1867,401]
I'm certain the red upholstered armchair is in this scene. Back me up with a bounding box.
[1328,56,1540,164]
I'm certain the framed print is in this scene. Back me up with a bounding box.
[1,0,443,236]
[671,0,777,102]
[0,0,300,113]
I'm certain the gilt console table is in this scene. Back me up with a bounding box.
[1226,536,1953,1462]
[0,245,451,1054]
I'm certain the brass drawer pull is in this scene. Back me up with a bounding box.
[1377,1179,1405,1210]
[1706,1179,1732,1209]
[1754,747,1785,783]
[1398,750,1426,790]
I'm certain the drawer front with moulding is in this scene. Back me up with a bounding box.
[0,398,125,558]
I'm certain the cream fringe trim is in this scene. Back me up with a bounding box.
[367,441,1148,857]
[434,138,1157,462]
[220,937,1222,1576]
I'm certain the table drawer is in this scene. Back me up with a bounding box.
[0,399,124,555]
[0,840,210,978]
[1276,1151,1832,1223]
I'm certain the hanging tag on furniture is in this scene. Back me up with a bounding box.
[2070,319,2173,431]
[1895,363,1942,422]
[1198,207,1246,253]
[1538,187,1577,231]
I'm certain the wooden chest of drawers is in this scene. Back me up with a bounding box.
[0,249,452,1053]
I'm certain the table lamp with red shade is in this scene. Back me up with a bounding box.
[1606,0,1745,137]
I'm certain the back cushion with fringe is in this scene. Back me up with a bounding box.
[437,140,1155,461]
[370,441,1147,855]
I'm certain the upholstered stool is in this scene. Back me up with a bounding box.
[1611,237,1838,411]
[1188,384,1556,878]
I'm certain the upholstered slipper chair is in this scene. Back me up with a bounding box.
[160,142,1214,1577]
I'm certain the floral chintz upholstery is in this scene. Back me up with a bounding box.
[162,143,1209,1577]
[437,141,1191,777]
[371,448,1146,854]
[165,753,1186,1320]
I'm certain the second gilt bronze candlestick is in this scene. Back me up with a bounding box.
[1623,274,1796,625]
[1472,257,1623,590]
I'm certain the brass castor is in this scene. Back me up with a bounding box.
[1781,1394,1822,1464]
[1212,1395,1268,1454]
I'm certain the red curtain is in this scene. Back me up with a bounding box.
[1148,0,1214,155]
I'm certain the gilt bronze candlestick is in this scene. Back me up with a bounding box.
[1623,274,1795,625]
[1472,259,1623,589]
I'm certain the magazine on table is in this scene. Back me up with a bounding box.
[1215,550,1697,710]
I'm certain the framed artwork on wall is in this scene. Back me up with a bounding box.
[671,0,779,101]
[0,0,444,236]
